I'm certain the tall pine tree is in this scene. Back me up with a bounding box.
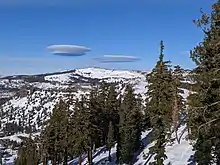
[118,85,143,165]
[146,41,174,165]
[41,99,68,165]
[69,97,90,165]
[188,1,220,164]
[106,84,120,142]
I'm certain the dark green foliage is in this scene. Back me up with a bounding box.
[107,121,114,161]
[69,97,90,160]
[87,87,103,148]
[193,134,213,165]
[145,41,174,165]
[87,89,103,165]
[171,65,186,143]
[41,99,68,165]
[140,93,151,130]
[118,85,143,165]
[187,1,220,164]
[16,136,38,165]
[97,82,110,145]
[38,82,121,165]
[16,147,27,165]
[106,84,120,142]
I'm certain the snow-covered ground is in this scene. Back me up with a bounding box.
[66,125,194,165]
[0,67,195,165]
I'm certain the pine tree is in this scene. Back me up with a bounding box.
[41,99,68,165]
[107,121,114,162]
[187,1,220,164]
[106,84,120,141]
[16,147,27,165]
[39,128,49,165]
[171,65,186,143]
[69,96,90,165]
[116,94,123,164]
[16,136,38,165]
[87,88,104,165]
[118,85,143,165]
[97,82,109,145]
[145,41,174,165]
[26,136,39,165]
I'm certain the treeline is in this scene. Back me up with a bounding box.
[15,83,148,165]
[15,43,187,165]
[15,1,220,165]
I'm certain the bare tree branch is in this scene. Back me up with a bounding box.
[198,118,220,134]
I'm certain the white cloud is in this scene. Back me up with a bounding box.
[47,45,91,56]
[93,55,140,63]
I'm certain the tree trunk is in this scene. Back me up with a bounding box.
[70,155,73,161]
[172,95,180,143]
[175,129,180,144]
[172,95,179,129]
[78,154,82,165]
[216,155,220,165]
[57,154,60,165]
[52,153,57,165]
[63,147,68,165]
[42,153,47,165]
[87,147,93,165]
[108,149,111,162]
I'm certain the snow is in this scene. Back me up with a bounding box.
[2,153,16,165]
[66,125,194,165]
[45,74,71,83]
[0,132,40,143]
[0,67,195,165]
[75,68,146,81]
[33,82,63,89]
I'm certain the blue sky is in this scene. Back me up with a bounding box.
[0,0,214,75]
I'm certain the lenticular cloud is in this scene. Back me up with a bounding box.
[47,45,91,56]
[93,55,140,63]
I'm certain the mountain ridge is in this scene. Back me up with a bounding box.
[0,67,194,165]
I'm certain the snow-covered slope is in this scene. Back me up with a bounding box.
[0,67,194,165]
[0,67,147,131]
[70,125,194,165]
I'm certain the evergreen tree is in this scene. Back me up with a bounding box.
[188,1,220,164]
[106,84,120,141]
[145,41,174,165]
[16,147,27,165]
[26,136,39,165]
[118,85,142,165]
[87,88,104,165]
[116,94,123,164]
[16,136,38,165]
[107,121,114,162]
[41,99,68,165]
[97,82,109,145]
[69,96,90,165]
[171,65,186,143]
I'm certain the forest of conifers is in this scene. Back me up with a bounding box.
[14,1,220,165]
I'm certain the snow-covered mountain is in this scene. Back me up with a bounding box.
[0,67,194,165]
[0,67,147,130]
